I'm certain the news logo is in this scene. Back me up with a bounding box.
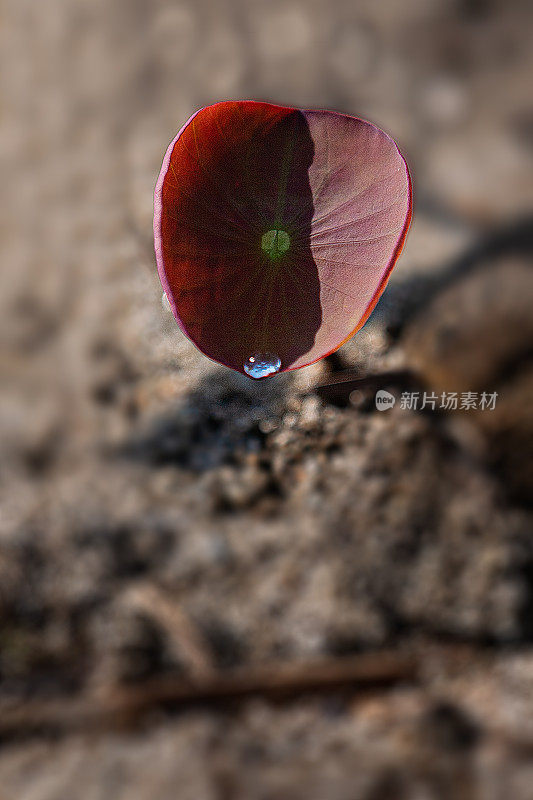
[375,390,396,410]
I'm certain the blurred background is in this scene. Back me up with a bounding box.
[1,0,532,797]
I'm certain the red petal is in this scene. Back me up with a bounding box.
[154,101,411,375]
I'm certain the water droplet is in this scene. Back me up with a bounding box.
[161,292,171,312]
[243,352,281,379]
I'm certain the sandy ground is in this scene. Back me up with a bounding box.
[1,0,532,797]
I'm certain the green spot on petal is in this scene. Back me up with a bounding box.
[261,229,290,260]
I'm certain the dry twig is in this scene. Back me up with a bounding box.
[0,650,417,741]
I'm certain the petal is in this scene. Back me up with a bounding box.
[154,101,411,375]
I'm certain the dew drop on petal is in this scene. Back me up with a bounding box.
[161,292,171,312]
[243,353,281,379]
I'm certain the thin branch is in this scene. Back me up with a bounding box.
[0,651,417,741]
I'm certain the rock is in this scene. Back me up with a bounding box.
[403,258,533,394]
